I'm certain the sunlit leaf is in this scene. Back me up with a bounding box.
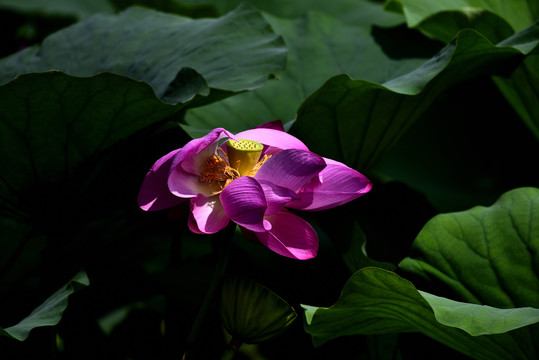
[303,267,539,360]
[420,291,539,336]
[400,187,539,310]
[384,0,538,42]
[304,187,539,359]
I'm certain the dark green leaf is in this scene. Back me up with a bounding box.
[0,71,178,219]
[384,0,538,41]
[399,187,539,309]
[182,2,431,137]
[493,55,539,141]
[0,270,89,341]
[109,0,219,18]
[411,9,514,44]
[304,188,539,359]
[303,267,539,360]
[0,4,287,104]
[292,24,539,172]
[383,1,539,141]
[0,0,113,19]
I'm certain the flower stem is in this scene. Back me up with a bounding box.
[183,222,236,358]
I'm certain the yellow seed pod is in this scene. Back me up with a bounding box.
[226,139,264,176]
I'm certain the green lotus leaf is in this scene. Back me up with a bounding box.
[0,4,287,104]
[181,1,425,137]
[304,187,539,359]
[0,0,113,19]
[399,187,539,310]
[303,267,539,360]
[384,0,538,42]
[0,71,182,220]
[292,23,539,172]
[0,270,89,341]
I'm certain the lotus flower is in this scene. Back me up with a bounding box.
[137,121,371,260]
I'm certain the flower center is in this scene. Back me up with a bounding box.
[226,139,264,176]
[199,139,270,192]
[199,153,240,191]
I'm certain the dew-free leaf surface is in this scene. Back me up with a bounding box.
[182,1,426,137]
[0,270,89,341]
[304,187,539,359]
[292,23,539,172]
[0,4,287,104]
[385,0,538,41]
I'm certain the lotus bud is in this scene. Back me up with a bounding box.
[220,276,297,345]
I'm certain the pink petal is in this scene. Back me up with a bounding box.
[288,158,372,211]
[234,128,309,151]
[255,149,326,192]
[168,128,235,196]
[255,120,285,132]
[255,210,318,260]
[258,180,300,216]
[180,137,222,175]
[188,194,230,234]
[220,177,269,232]
[168,163,217,198]
[138,148,186,211]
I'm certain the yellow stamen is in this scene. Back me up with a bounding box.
[243,154,271,177]
[199,154,240,193]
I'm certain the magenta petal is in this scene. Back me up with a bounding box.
[220,177,268,232]
[189,194,229,234]
[168,165,215,198]
[255,149,326,192]
[258,180,300,216]
[255,210,318,260]
[171,128,235,167]
[255,120,285,132]
[180,137,221,175]
[168,128,235,196]
[288,158,372,211]
[234,128,309,151]
[138,148,186,211]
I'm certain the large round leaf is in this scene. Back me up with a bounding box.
[292,23,539,172]
[382,1,539,140]
[0,0,113,19]
[0,71,180,219]
[303,267,539,360]
[304,188,539,359]
[0,270,89,341]
[493,55,539,141]
[384,0,538,41]
[0,4,287,104]
[182,1,433,137]
[399,187,539,309]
